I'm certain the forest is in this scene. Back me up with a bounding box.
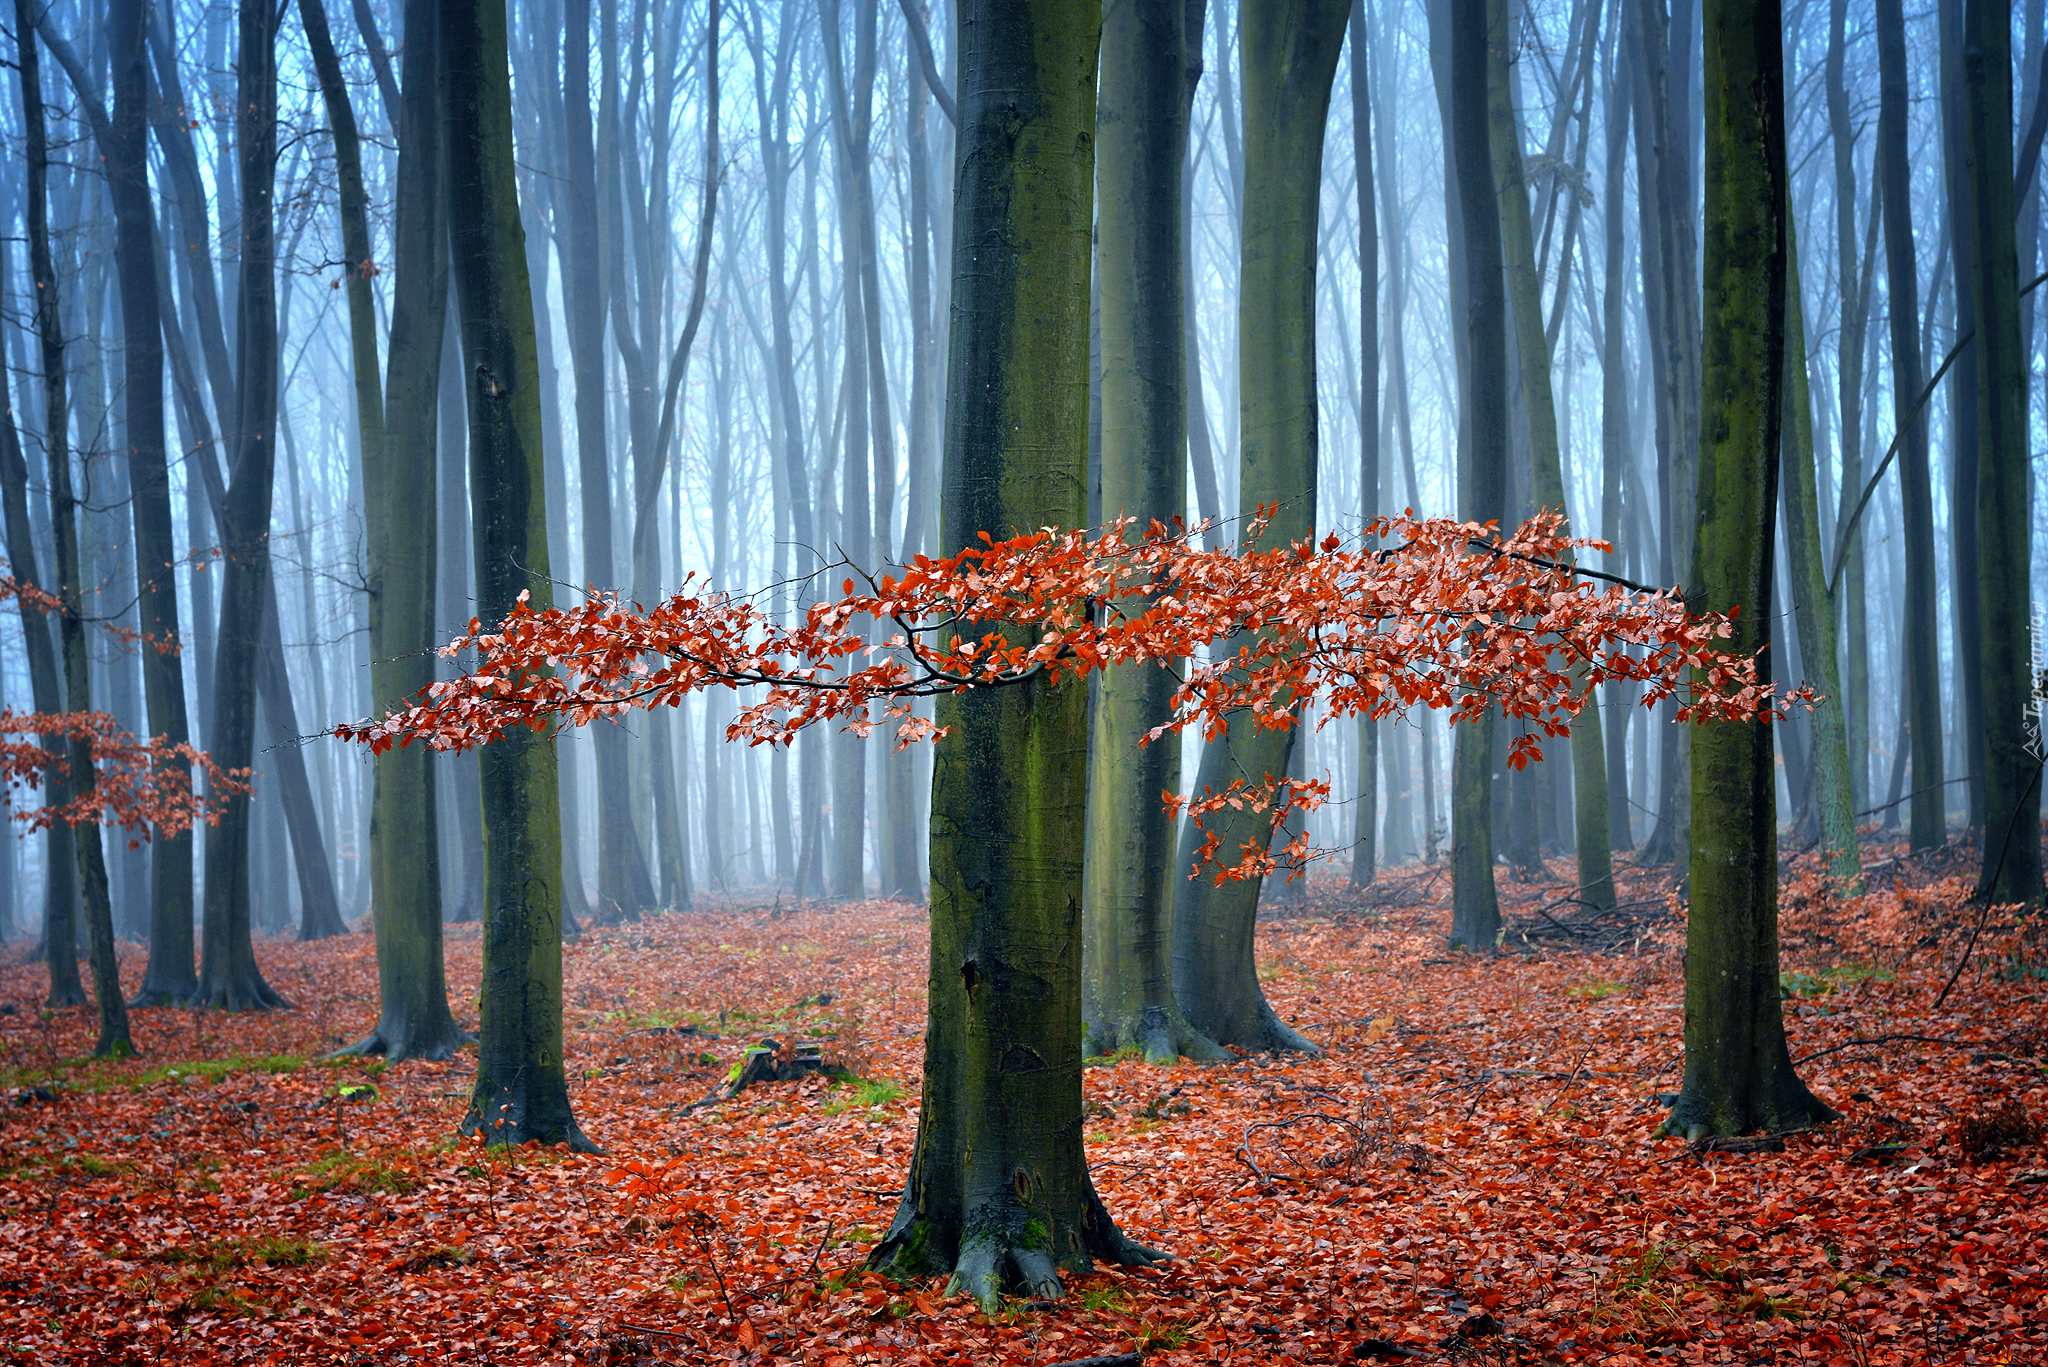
[0,0,2043,1361]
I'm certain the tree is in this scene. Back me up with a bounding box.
[1444,0,1508,950]
[1170,0,1349,1049]
[1874,0,1945,854]
[1485,0,1613,911]
[1347,0,1380,891]
[1662,0,1836,1141]
[107,0,199,1004]
[193,0,288,1012]
[1082,0,1225,1065]
[441,0,588,1150]
[1960,0,2047,907]
[341,0,470,1062]
[561,0,659,922]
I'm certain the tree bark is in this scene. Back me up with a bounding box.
[192,0,289,1013]
[1347,0,1380,891]
[1780,227,1862,890]
[1170,0,1348,1042]
[1598,29,1636,853]
[1874,0,1946,854]
[868,0,1161,1306]
[1444,0,1508,949]
[1083,0,1227,1065]
[442,0,587,1150]
[339,0,466,1061]
[562,0,657,921]
[1961,0,2047,905]
[1665,0,1834,1140]
[105,0,198,1001]
[1487,0,1613,911]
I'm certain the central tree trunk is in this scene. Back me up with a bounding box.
[442,0,587,1151]
[869,0,1160,1306]
[1169,0,1348,1049]
[1665,0,1834,1141]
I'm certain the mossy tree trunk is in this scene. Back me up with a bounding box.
[109,0,198,1007]
[1961,0,2047,907]
[1665,0,1835,1141]
[340,0,468,1062]
[1779,229,1861,891]
[193,0,289,1013]
[13,0,84,1009]
[1874,0,1945,855]
[868,0,1161,1306]
[1485,0,1612,912]
[1082,0,1226,1065]
[442,0,588,1150]
[1444,0,1508,951]
[1169,0,1348,1048]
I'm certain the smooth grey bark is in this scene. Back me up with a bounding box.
[1347,0,1380,891]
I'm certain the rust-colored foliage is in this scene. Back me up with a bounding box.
[337,512,1805,881]
[1,855,2039,1364]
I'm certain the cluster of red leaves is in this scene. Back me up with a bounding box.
[0,709,247,843]
[337,514,1809,881]
[1,852,2040,1366]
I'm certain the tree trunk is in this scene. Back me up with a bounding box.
[442,0,587,1150]
[1665,0,1834,1141]
[339,0,466,1061]
[1875,0,1946,854]
[562,0,656,921]
[106,0,197,1001]
[1347,0,1380,891]
[1082,0,1227,1065]
[1598,31,1636,853]
[1780,228,1861,889]
[192,0,289,1013]
[1961,0,2047,905]
[1445,0,1508,949]
[1825,0,1873,814]
[868,0,1161,1306]
[1487,0,1612,911]
[1936,0,1988,839]
[1170,0,1348,1043]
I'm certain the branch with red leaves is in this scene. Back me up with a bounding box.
[335,513,1808,880]
[0,710,249,846]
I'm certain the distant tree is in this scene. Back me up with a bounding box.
[1170,0,1349,1047]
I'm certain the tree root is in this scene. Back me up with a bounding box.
[323,1022,475,1065]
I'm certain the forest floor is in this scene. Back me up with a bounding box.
[0,841,2043,1366]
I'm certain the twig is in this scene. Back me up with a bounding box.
[1791,1033,1968,1066]
[616,1322,692,1339]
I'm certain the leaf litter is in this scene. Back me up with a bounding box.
[0,841,2041,1365]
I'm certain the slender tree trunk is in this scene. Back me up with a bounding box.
[338,0,465,1060]
[1826,0,1873,813]
[1348,0,1380,891]
[1599,33,1636,853]
[1875,0,1946,854]
[1487,0,1613,910]
[1939,0,1988,838]
[1445,0,1509,949]
[1083,0,1226,1065]
[193,0,289,1013]
[1962,0,2047,905]
[1170,0,1348,1044]
[869,0,1164,1307]
[17,0,85,1009]
[106,0,197,1004]
[1781,227,1862,889]
[442,0,587,1149]
[562,0,656,921]
[1667,0,1834,1140]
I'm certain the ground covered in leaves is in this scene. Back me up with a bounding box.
[1,845,2043,1366]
